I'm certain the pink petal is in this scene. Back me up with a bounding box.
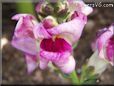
[47,12,87,44]
[11,36,37,55]
[68,0,93,15]
[55,55,76,74]
[95,24,114,66]
[40,49,71,62]
[12,14,38,39]
[96,28,113,54]
[25,54,38,73]
[12,14,35,20]
[33,23,52,39]
[39,58,49,70]
[11,14,39,55]
[105,35,114,65]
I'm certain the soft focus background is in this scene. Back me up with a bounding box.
[2,1,114,85]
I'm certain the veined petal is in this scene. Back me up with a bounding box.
[55,55,76,74]
[25,54,38,73]
[47,12,87,44]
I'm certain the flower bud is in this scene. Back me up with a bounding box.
[42,4,54,15]
[42,16,58,29]
[57,1,69,16]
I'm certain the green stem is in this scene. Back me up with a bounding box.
[70,70,80,85]
[73,42,79,49]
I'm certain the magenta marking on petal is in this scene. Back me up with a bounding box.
[40,38,72,52]
[106,35,114,62]
[39,38,72,62]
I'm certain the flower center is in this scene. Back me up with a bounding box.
[40,38,72,52]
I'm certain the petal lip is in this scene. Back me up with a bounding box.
[40,49,71,62]
[40,38,72,62]
[55,55,76,74]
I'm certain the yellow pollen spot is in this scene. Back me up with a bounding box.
[52,35,61,41]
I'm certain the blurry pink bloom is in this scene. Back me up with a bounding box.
[95,24,114,65]
[11,14,39,73]
[11,0,93,74]
[11,14,75,74]
[67,0,93,16]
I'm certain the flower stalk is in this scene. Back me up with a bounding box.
[70,70,80,85]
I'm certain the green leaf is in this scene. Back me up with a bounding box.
[69,71,80,85]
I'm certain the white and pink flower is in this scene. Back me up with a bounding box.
[91,24,114,66]
[96,24,114,65]
[11,0,93,74]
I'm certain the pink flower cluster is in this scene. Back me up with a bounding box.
[11,0,93,74]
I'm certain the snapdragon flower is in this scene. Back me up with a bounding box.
[96,24,114,65]
[11,0,93,74]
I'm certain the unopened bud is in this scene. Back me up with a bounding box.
[42,16,58,29]
[42,4,54,15]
